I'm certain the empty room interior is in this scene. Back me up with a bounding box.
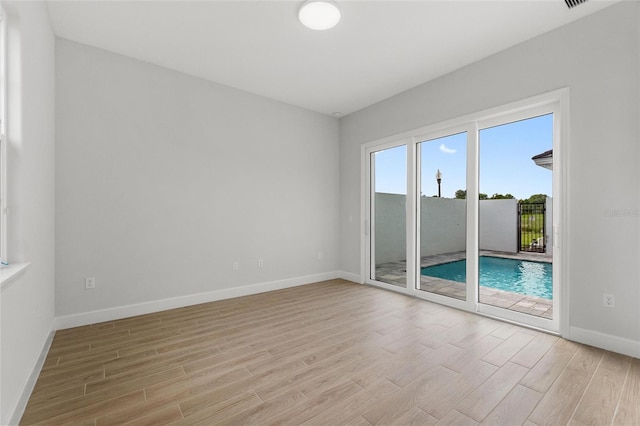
[1,0,640,425]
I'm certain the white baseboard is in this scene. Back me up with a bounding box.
[568,326,640,358]
[339,271,362,284]
[6,323,56,426]
[55,271,342,330]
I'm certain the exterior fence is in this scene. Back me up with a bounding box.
[518,202,546,253]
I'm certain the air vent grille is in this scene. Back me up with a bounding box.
[564,0,588,9]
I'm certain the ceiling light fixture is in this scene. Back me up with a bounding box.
[298,0,341,31]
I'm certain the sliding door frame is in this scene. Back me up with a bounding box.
[474,102,563,332]
[364,137,415,296]
[361,88,569,335]
[413,123,476,313]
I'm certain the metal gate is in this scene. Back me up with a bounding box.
[518,202,546,253]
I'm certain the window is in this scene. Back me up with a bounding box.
[363,90,566,333]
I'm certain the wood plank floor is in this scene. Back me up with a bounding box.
[21,279,640,425]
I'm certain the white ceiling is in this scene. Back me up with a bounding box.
[47,0,621,116]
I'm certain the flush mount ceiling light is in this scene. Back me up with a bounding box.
[298,0,341,30]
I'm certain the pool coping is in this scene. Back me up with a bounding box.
[375,250,553,320]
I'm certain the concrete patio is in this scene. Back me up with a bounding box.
[374,251,553,319]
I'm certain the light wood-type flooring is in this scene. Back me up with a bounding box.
[21,279,640,425]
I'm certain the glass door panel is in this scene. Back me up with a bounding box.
[417,133,467,300]
[371,145,407,287]
[478,114,553,319]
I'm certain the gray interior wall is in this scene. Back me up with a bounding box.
[55,39,340,317]
[340,3,639,342]
[0,1,56,423]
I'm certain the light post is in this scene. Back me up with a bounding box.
[435,169,442,197]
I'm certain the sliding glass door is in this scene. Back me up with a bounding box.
[368,144,408,288]
[477,113,557,328]
[417,132,467,301]
[364,91,564,333]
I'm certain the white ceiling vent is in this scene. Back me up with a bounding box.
[564,0,589,9]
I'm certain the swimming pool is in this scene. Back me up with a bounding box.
[421,256,552,299]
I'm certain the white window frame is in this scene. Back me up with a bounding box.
[363,137,415,297]
[362,89,569,335]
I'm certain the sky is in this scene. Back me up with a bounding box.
[374,113,553,200]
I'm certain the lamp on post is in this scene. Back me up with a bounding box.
[435,169,442,197]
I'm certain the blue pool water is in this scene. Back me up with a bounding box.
[421,256,552,299]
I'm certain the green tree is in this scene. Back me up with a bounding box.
[489,193,515,200]
[521,194,548,203]
[455,189,490,199]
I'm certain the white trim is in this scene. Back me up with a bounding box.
[557,89,570,337]
[466,122,479,312]
[359,144,367,285]
[0,261,29,290]
[340,271,362,283]
[368,148,376,281]
[406,138,417,291]
[6,324,56,426]
[363,137,412,289]
[55,271,341,330]
[568,326,640,359]
[475,103,559,132]
[367,88,569,151]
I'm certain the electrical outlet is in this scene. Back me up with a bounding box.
[232,261,239,271]
[603,293,615,308]
[85,277,96,290]
[258,259,264,268]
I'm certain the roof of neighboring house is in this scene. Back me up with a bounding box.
[532,149,553,170]
[531,149,553,160]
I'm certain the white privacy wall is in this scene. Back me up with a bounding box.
[374,196,516,265]
[55,39,340,319]
[421,197,467,257]
[374,193,406,265]
[340,3,639,350]
[479,199,517,253]
[374,195,468,265]
[0,1,56,424]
